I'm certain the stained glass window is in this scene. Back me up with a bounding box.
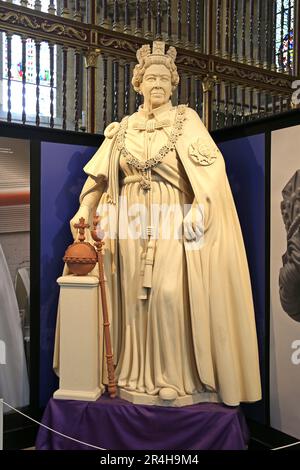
[2,0,57,120]
[276,0,294,71]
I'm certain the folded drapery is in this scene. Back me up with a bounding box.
[0,244,29,411]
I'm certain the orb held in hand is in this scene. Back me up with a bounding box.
[63,242,97,276]
[63,217,97,275]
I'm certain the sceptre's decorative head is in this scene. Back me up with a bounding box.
[132,41,179,93]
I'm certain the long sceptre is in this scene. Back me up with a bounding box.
[91,213,117,398]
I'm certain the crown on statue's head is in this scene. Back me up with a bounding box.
[136,41,177,67]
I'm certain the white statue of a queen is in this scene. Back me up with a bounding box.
[54,41,261,407]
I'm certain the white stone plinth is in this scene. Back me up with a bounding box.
[53,275,103,401]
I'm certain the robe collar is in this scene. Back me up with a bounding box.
[137,100,173,119]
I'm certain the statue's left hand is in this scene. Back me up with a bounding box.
[70,204,90,241]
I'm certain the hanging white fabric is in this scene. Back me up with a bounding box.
[0,244,29,412]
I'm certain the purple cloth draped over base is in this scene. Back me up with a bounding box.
[35,395,249,450]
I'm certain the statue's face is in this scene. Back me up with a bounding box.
[140,64,172,109]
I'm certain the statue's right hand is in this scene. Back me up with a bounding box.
[69,204,90,240]
[183,202,204,242]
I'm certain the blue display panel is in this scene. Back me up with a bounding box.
[219,134,266,424]
[40,142,98,406]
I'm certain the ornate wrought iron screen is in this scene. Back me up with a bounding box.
[0,0,298,132]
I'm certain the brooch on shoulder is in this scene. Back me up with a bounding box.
[188,137,219,166]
